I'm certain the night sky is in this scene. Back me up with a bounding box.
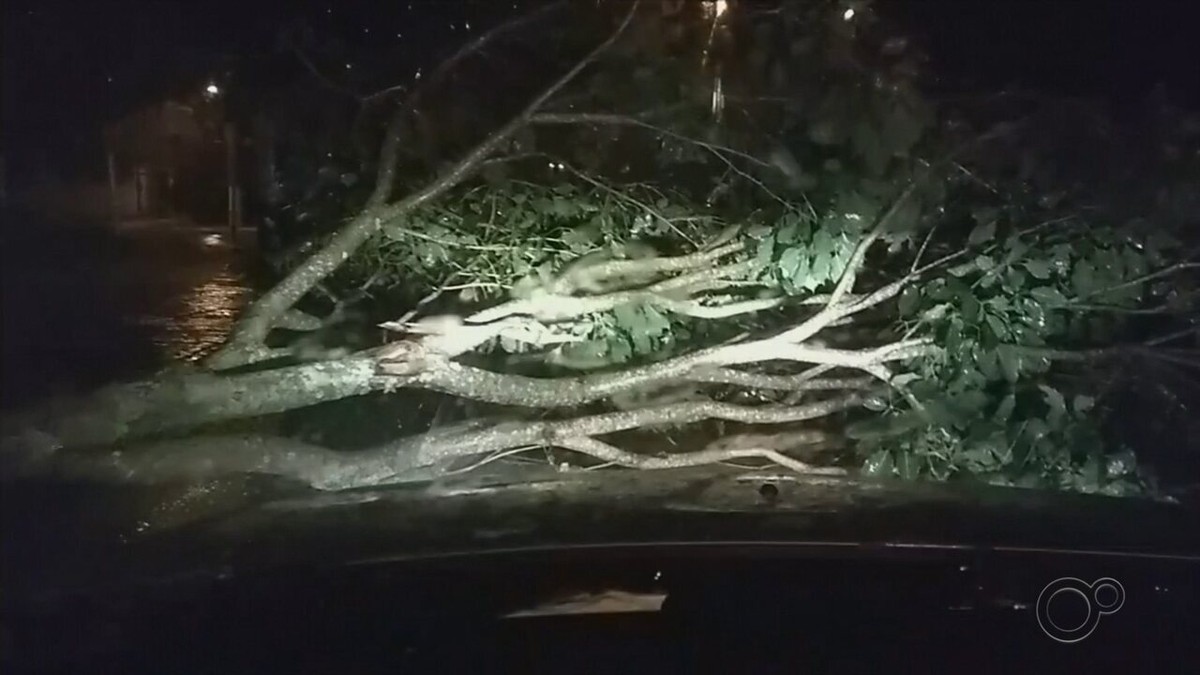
[2,0,1197,181]
[2,0,529,178]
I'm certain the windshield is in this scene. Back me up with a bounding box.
[2,0,1198,551]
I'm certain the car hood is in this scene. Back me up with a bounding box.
[7,464,1199,602]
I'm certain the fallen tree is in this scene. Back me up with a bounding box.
[4,0,1198,497]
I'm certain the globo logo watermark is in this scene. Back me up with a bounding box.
[1036,577,1125,643]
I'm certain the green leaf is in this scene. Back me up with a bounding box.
[1003,234,1029,261]
[925,399,963,428]
[1029,286,1067,307]
[1081,455,1104,490]
[1003,266,1029,292]
[961,445,997,470]
[810,228,835,258]
[777,221,801,244]
[630,327,653,354]
[898,286,921,316]
[1123,246,1148,278]
[1019,297,1047,332]
[945,322,963,358]
[847,411,926,440]
[562,224,602,251]
[971,207,998,226]
[423,223,453,239]
[755,233,776,272]
[779,247,805,281]
[1105,449,1138,478]
[830,233,855,275]
[642,305,671,336]
[997,345,1022,382]
[1094,247,1125,282]
[994,393,1016,424]
[975,344,1000,379]
[961,292,981,323]
[805,232,834,285]
[789,253,812,289]
[984,313,1008,341]
[863,449,895,476]
[968,220,996,245]
[1038,385,1068,428]
[613,303,645,331]
[808,251,831,288]
[925,278,950,301]
[1071,260,1098,296]
[863,395,889,412]
[1072,394,1095,414]
[558,341,611,370]
[609,338,633,363]
[1024,259,1052,279]
[954,390,991,415]
[895,451,920,480]
[836,191,880,228]
[949,263,974,278]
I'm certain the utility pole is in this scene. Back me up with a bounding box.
[224,121,242,235]
[104,127,120,224]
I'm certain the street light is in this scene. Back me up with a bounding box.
[205,83,220,96]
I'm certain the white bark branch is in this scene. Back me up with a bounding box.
[10,394,855,489]
[380,334,932,409]
[206,2,641,370]
[388,396,862,469]
[464,241,748,324]
[552,436,845,476]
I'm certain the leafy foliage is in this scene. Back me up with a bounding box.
[263,0,1199,496]
[350,180,715,297]
[846,194,1193,494]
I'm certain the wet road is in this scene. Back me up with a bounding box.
[1,216,274,542]
[1,217,259,408]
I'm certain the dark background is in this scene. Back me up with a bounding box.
[2,0,1197,188]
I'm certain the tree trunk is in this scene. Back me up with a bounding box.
[1,358,383,454]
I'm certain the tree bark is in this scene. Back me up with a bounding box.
[9,396,858,491]
[1,358,385,452]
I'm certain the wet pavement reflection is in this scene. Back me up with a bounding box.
[1,216,269,545]
[1,218,258,407]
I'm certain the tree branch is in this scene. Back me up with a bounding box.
[291,45,363,101]
[552,436,845,475]
[385,396,862,469]
[363,1,571,208]
[364,0,568,105]
[687,369,873,392]
[1,358,389,452]
[381,334,928,408]
[776,181,923,344]
[531,112,791,204]
[11,395,855,489]
[206,2,641,370]
[465,241,744,324]
[530,112,773,168]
